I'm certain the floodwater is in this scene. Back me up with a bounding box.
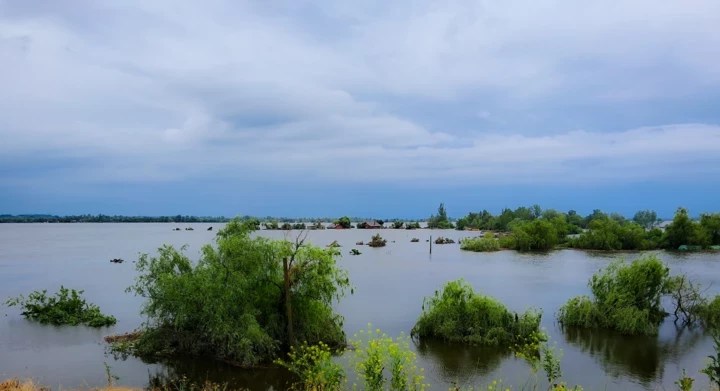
[0,223,718,390]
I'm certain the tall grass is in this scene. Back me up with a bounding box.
[411,279,542,347]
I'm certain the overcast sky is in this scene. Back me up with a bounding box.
[2,0,720,218]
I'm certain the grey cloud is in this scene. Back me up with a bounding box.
[1,0,719,188]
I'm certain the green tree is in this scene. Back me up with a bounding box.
[125,219,351,366]
[265,220,279,230]
[609,213,628,225]
[532,204,543,219]
[567,210,584,228]
[585,209,608,225]
[428,203,453,229]
[508,220,558,251]
[558,255,671,335]
[334,216,352,229]
[664,207,709,249]
[700,213,720,245]
[633,210,659,229]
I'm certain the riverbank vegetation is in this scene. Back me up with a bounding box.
[557,254,720,335]
[458,206,720,253]
[4,286,116,327]
[119,219,351,367]
[411,279,542,347]
[460,233,500,252]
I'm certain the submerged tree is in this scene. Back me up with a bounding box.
[664,207,709,249]
[428,203,453,229]
[412,279,542,347]
[125,219,350,366]
[557,254,671,335]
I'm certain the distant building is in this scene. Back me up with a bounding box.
[364,220,382,229]
[657,220,672,230]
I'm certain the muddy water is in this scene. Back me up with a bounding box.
[0,223,718,390]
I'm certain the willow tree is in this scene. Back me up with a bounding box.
[126,218,350,366]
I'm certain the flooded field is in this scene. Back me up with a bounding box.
[0,223,718,390]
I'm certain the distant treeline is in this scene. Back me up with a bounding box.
[455,205,720,252]
[0,214,416,224]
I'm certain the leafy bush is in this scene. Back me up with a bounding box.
[278,327,426,391]
[276,342,345,391]
[701,333,720,389]
[411,279,542,347]
[350,327,427,391]
[368,234,387,247]
[460,233,500,252]
[699,295,720,330]
[557,255,670,335]
[5,286,116,327]
[124,219,350,366]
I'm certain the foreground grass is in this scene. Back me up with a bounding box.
[0,378,231,391]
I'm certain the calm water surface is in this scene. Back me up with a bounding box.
[0,224,718,390]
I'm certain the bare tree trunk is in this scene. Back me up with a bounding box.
[283,257,295,347]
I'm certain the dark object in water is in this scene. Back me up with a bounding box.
[173,228,181,231]
[434,236,455,244]
[185,227,194,231]
[207,226,213,231]
[350,249,361,255]
[110,258,124,264]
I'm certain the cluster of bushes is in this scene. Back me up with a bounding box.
[5,286,116,327]
[277,327,427,391]
[567,219,661,250]
[460,233,500,252]
[411,279,542,347]
[462,219,565,252]
[558,254,720,335]
[570,207,720,251]
[457,206,720,252]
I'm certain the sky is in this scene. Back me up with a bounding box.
[1,0,720,219]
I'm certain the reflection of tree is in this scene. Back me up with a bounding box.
[414,338,510,385]
[102,349,293,391]
[562,323,704,385]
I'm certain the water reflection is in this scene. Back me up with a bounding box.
[149,357,292,391]
[105,348,293,391]
[414,338,510,385]
[561,323,704,385]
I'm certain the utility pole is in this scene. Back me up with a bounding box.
[430,235,432,254]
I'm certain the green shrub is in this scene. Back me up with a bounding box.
[568,219,653,250]
[411,279,541,347]
[275,342,345,391]
[699,295,720,330]
[5,286,116,327]
[349,327,427,391]
[460,233,500,252]
[557,254,670,335]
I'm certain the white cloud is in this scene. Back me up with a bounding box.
[1,0,720,188]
